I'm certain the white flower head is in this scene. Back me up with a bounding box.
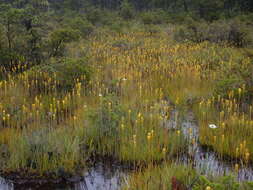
[209,124,218,129]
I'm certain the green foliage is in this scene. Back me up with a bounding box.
[140,9,168,25]
[120,0,135,20]
[85,6,104,25]
[6,127,85,175]
[48,28,80,57]
[87,94,125,156]
[193,175,241,190]
[123,164,197,190]
[174,19,253,47]
[68,17,94,37]
[30,57,91,91]
[215,76,243,97]
[145,24,161,35]
[126,165,252,190]
[52,57,91,89]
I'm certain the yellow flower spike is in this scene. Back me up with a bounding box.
[220,111,225,120]
[240,143,243,151]
[192,138,195,145]
[243,140,247,147]
[238,88,242,97]
[221,122,225,129]
[206,186,211,190]
[236,148,239,157]
[189,128,192,134]
[245,152,250,161]
[213,136,217,142]
[162,147,166,154]
[175,97,179,105]
[221,134,225,142]
[235,164,239,172]
[177,130,181,136]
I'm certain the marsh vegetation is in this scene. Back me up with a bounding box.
[0,0,253,189]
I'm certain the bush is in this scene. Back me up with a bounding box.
[173,19,253,47]
[48,28,80,57]
[145,24,161,35]
[68,17,94,37]
[228,19,252,47]
[85,7,104,25]
[86,8,121,26]
[120,0,135,20]
[215,76,244,97]
[30,57,92,91]
[140,10,168,25]
[86,94,125,156]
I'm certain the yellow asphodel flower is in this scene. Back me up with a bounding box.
[162,147,166,154]
[206,186,211,190]
[238,88,242,96]
[245,152,250,161]
[147,132,151,140]
[213,136,217,142]
[235,163,239,172]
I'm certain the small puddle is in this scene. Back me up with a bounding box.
[74,162,127,190]
[0,163,127,190]
[166,109,253,181]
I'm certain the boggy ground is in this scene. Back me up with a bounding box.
[0,29,253,189]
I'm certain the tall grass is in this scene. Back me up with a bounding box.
[0,29,252,180]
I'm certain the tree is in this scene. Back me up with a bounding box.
[120,0,135,20]
[0,4,23,49]
[48,28,80,57]
[0,4,24,67]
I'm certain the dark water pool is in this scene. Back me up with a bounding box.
[0,163,127,190]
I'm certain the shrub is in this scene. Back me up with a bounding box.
[120,0,135,20]
[145,24,161,35]
[29,57,91,91]
[68,17,94,37]
[228,19,253,47]
[86,94,125,156]
[174,19,253,47]
[140,10,168,25]
[48,28,80,57]
[85,7,104,25]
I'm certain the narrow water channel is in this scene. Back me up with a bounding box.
[166,110,253,181]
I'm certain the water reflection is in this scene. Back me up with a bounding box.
[167,110,253,181]
[0,163,127,190]
[0,177,13,190]
[75,163,126,190]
